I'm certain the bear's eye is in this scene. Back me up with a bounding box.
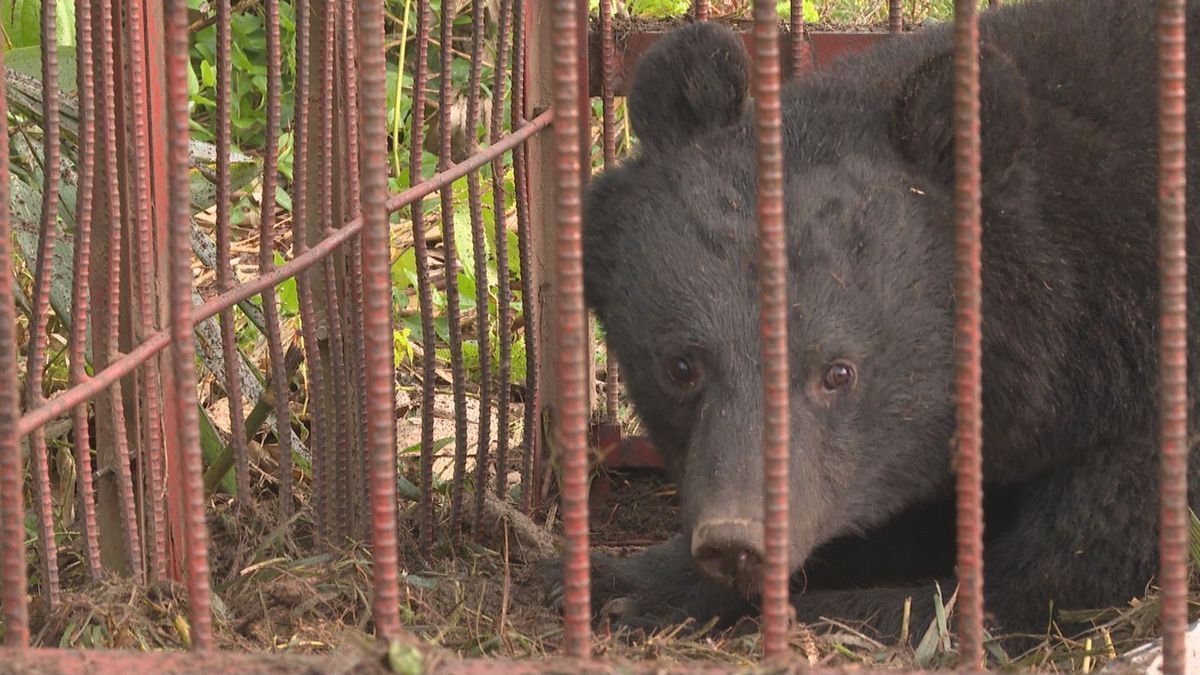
[666,356,699,389]
[821,362,855,392]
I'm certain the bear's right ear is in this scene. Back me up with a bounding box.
[627,22,751,154]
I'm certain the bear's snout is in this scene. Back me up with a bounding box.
[691,519,765,594]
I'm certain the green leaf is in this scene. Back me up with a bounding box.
[1,0,76,49]
[274,251,299,316]
[3,44,79,95]
[199,405,238,495]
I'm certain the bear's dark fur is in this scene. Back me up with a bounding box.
[552,0,1200,647]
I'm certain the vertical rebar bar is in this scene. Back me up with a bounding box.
[96,0,145,581]
[599,0,620,424]
[70,0,103,582]
[513,0,540,516]
[440,0,471,543]
[410,0,438,557]
[339,0,369,543]
[126,0,169,581]
[355,0,404,641]
[293,0,332,545]
[25,0,65,609]
[1156,0,1190,672]
[469,0,495,533]
[261,0,295,521]
[551,0,591,658]
[951,0,985,665]
[316,0,352,544]
[165,0,215,650]
[491,0,515,499]
[0,35,30,649]
[750,0,791,659]
[216,0,253,506]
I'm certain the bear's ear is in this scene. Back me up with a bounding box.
[627,22,751,154]
[891,42,1031,184]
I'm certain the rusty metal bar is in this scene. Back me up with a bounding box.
[295,0,334,547]
[146,0,188,586]
[16,113,553,441]
[115,0,148,578]
[951,0,985,665]
[339,0,369,543]
[126,0,169,581]
[440,0,471,544]
[165,0,215,649]
[491,0,515,499]
[69,0,103,581]
[514,0,540,515]
[599,0,619,425]
[215,0,253,505]
[261,0,295,520]
[552,0,591,657]
[355,0,404,642]
[889,0,903,33]
[468,0,495,534]
[96,0,145,581]
[789,0,807,77]
[751,0,791,659]
[1156,0,1190,671]
[316,0,351,543]
[411,0,438,557]
[0,36,30,649]
[693,0,709,21]
[24,0,65,609]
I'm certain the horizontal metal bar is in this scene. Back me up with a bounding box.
[15,111,553,439]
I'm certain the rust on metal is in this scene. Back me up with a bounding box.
[491,0,516,499]
[411,0,438,556]
[439,0,472,544]
[165,0,215,649]
[126,0,169,581]
[0,33,31,648]
[889,0,903,32]
[789,0,809,78]
[215,0,253,505]
[96,0,145,581]
[15,113,553,443]
[292,0,332,545]
[694,0,710,21]
[357,0,405,642]
[750,0,792,659]
[513,0,541,515]
[25,0,65,609]
[597,434,667,471]
[339,0,371,542]
[1156,0,1190,671]
[69,0,103,582]
[316,0,352,542]
[552,0,591,658]
[600,0,621,425]
[951,0,985,666]
[468,0,495,535]
[260,0,295,521]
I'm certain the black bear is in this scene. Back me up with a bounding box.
[551,0,1200,648]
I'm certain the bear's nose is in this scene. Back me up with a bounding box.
[691,519,765,591]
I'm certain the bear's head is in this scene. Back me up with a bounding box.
[582,21,1032,594]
